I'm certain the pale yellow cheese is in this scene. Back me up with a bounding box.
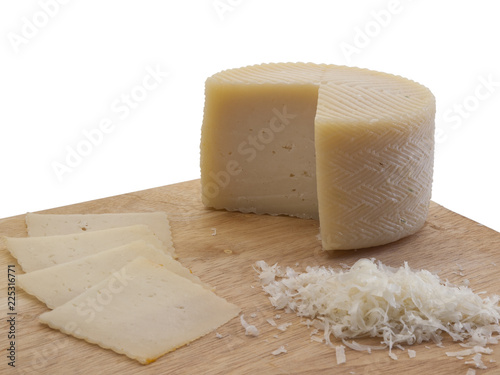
[18,240,207,309]
[255,258,500,362]
[3,224,172,272]
[39,257,240,365]
[26,211,173,249]
[200,63,435,250]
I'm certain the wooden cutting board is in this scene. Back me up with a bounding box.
[1,179,500,374]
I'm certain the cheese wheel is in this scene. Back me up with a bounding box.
[200,63,435,250]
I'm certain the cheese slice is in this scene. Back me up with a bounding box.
[39,257,240,365]
[18,240,207,309]
[3,224,172,272]
[200,63,435,250]
[26,211,173,249]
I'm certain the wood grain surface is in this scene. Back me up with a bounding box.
[1,179,500,375]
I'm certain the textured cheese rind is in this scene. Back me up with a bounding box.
[3,224,171,272]
[39,257,240,365]
[315,72,435,250]
[26,211,173,250]
[200,62,435,250]
[18,240,207,309]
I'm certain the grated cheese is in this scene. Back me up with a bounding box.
[255,258,500,363]
[240,315,259,337]
[446,346,493,357]
[341,338,384,353]
[465,353,487,369]
[311,336,323,343]
[277,322,292,332]
[335,345,346,364]
[267,318,277,327]
[271,345,287,356]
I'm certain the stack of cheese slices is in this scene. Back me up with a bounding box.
[3,211,240,365]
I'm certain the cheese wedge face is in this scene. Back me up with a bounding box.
[18,240,206,309]
[26,211,173,249]
[200,63,435,250]
[4,224,171,272]
[39,257,240,365]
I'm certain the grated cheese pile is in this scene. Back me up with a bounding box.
[255,258,500,362]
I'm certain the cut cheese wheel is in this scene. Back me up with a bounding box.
[26,211,173,249]
[3,224,172,272]
[39,257,240,365]
[200,63,435,250]
[18,240,206,309]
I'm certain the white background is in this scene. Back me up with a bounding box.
[1,0,499,234]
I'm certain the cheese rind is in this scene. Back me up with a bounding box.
[315,74,435,250]
[200,63,435,250]
[4,224,171,272]
[39,257,240,365]
[18,240,207,309]
[26,211,173,250]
